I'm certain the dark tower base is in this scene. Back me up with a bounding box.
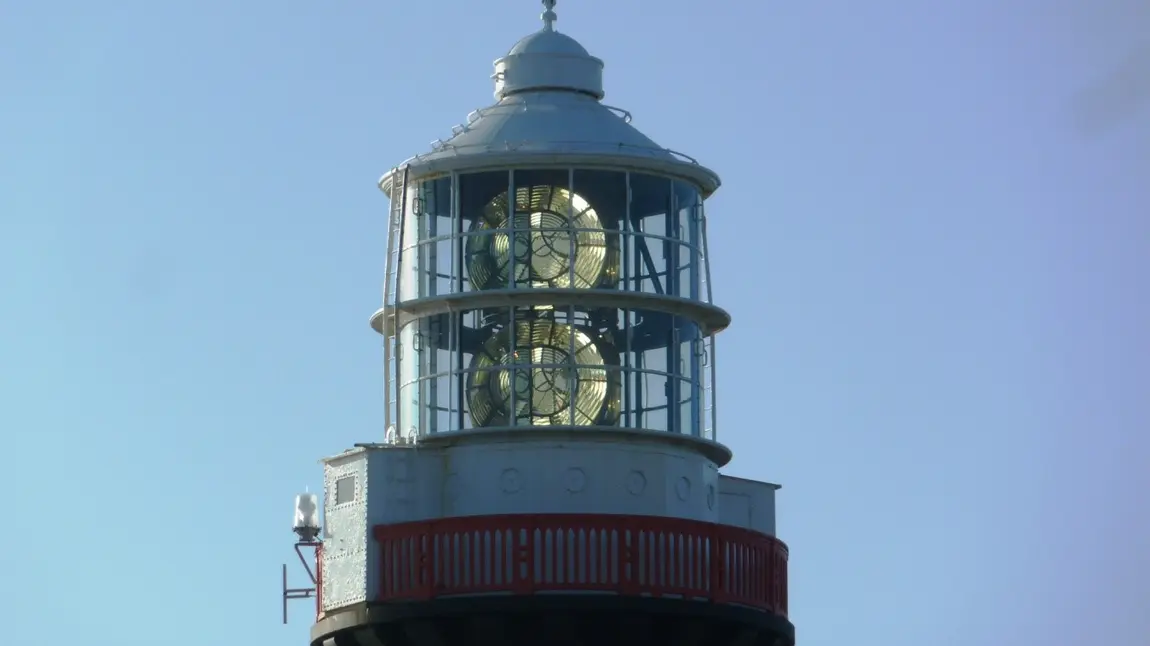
[311,596,794,646]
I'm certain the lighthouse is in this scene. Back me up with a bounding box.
[285,2,793,645]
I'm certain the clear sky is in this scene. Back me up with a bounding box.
[2,0,1147,644]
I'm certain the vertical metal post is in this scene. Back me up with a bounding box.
[567,167,578,426]
[628,174,644,427]
[689,195,703,436]
[506,171,518,426]
[708,335,718,441]
[452,172,465,431]
[282,563,288,624]
[396,176,410,438]
[426,182,438,436]
[622,172,633,429]
[666,181,680,434]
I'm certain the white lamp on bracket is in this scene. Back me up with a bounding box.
[292,492,320,542]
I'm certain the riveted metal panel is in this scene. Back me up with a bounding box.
[320,445,447,612]
[321,450,369,609]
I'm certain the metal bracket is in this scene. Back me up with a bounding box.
[282,541,322,624]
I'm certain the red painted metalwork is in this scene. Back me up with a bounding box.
[373,514,788,617]
[315,542,324,620]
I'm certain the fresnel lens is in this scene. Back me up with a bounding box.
[465,185,622,428]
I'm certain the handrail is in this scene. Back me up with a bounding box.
[603,104,634,123]
[388,140,705,172]
[372,513,787,617]
[438,104,631,155]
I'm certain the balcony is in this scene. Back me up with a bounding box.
[372,513,788,617]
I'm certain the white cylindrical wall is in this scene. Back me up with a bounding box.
[440,435,721,522]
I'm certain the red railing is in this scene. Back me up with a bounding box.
[373,514,788,617]
[315,543,323,619]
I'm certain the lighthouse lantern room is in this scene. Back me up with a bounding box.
[283,3,794,645]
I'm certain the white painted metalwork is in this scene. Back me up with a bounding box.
[300,2,794,630]
[382,166,408,441]
[540,0,557,32]
[374,3,727,445]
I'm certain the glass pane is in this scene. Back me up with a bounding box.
[459,171,511,293]
[390,168,714,439]
[674,180,702,303]
[626,173,671,298]
[617,308,701,434]
[465,305,619,428]
[573,169,626,292]
[396,305,705,435]
[397,177,451,302]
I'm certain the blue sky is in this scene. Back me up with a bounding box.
[2,0,1147,644]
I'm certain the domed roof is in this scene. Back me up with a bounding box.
[507,30,589,57]
[492,7,604,101]
[380,1,721,197]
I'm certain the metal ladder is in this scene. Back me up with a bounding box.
[382,166,409,441]
[698,205,716,441]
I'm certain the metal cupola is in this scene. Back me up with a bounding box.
[282,3,795,646]
[376,1,719,204]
